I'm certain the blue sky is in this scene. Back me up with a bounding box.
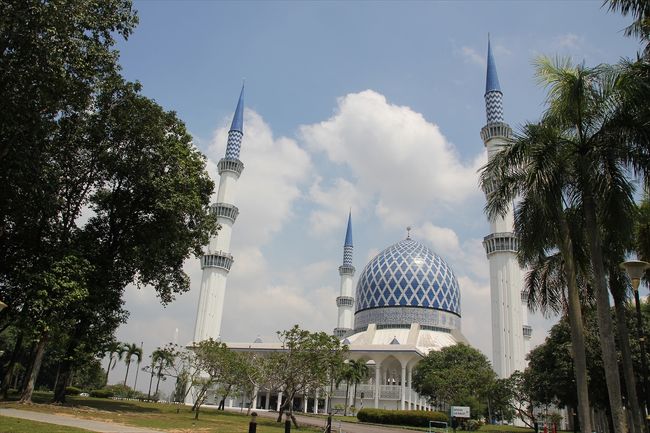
[110,1,646,392]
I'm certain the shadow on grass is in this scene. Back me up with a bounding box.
[5,392,164,414]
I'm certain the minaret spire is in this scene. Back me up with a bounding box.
[480,36,529,379]
[193,86,246,344]
[335,211,356,338]
[484,36,504,124]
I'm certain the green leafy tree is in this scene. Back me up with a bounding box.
[270,325,347,427]
[413,343,495,417]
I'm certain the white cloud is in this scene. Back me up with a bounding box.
[555,33,582,49]
[301,90,485,230]
[207,110,312,245]
[460,46,485,67]
[308,177,365,235]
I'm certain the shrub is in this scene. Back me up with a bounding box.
[357,408,449,427]
[65,386,82,395]
[466,419,483,430]
[104,383,134,398]
[89,389,114,398]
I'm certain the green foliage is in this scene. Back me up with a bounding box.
[65,386,82,395]
[103,383,134,398]
[413,343,495,414]
[357,408,448,427]
[89,389,114,398]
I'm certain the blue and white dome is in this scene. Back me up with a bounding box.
[353,238,461,332]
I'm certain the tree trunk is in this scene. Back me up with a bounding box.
[582,191,626,433]
[53,331,82,404]
[104,356,114,386]
[147,370,154,399]
[1,332,23,399]
[558,215,592,433]
[19,336,47,403]
[123,360,131,386]
[610,268,645,433]
[344,381,350,416]
[154,364,163,397]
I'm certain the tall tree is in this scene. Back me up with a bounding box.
[347,359,369,412]
[123,343,142,387]
[481,120,593,433]
[104,341,127,386]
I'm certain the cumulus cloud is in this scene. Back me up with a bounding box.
[301,90,485,230]
[460,46,485,67]
[207,110,312,245]
[308,177,366,235]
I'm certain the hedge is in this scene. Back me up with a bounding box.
[357,408,449,427]
[65,386,81,395]
[89,389,114,398]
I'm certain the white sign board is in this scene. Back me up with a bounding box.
[450,406,470,418]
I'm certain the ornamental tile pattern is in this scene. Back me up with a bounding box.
[485,91,504,123]
[355,239,460,315]
[343,245,353,266]
[225,130,243,159]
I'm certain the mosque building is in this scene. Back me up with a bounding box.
[189,37,529,411]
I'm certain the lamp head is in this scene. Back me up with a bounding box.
[620,260,650,291]
[0,301,6,312]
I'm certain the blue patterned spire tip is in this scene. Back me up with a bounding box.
[344,211,353,247]
[486,36,501,94]
[230,83,244,133]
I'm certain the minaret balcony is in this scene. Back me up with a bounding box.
[201,251,234,272]
[218,158,244,177]
[336,296,354,308]
[339,265,356,276]
[521,290,529,303]
[334,327,352,338]
[523,324,533,339]
[210,202,239,223]
[483,232,519,255]
[480,121,512,143]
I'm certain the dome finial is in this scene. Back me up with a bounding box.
[406,226,412,240]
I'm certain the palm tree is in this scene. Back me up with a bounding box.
[485,56,650,433]
[104,341,126,386]
[149,347,175,399]
[347,359,369,411]
[482,120,593,433]
[123,342,143,387]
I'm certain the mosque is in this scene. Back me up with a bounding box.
[188,38,531,412]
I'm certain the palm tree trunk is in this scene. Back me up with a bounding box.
[123,359,131,386]
[582,191,626,433]
[610,267,645,433]
[105,357,113,386]
[147,369,154,399]
[558,216,592,433]
[344,381,350,416]
[19,337,47,404]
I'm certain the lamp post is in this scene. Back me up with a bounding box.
[620,259,650,426]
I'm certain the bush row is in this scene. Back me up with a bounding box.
[357,408,449,427]
[90,389,114,398]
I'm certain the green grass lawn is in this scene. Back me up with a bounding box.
[0,416,92,433]
[0,392,321,433]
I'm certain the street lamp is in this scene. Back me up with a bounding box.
[0,300,6,311]
[620,260,650,425]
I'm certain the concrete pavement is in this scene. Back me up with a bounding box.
[0,408,167,433]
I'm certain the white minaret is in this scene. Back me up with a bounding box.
[480,38,530,378]
[193,85,245,343]
[334,211,355,338]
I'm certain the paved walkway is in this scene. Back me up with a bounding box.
[243,409,420,433]
[0,408,167,433]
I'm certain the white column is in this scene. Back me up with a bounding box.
[374,361,381,408]
[324,391,329,414]
[303,393,307,413]
[265,390,270,409]
[400,364,406,410]
[314,390,319,414]
[252,385,258,410]
[276,391,283,411]
[407,365,413,409]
